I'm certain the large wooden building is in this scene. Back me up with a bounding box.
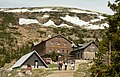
[33,35,73,60]
[70,41,98,60]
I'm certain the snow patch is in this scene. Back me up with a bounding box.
[43,20,56,26]
[3,8,58,13]
[90,19,100,23]
[0,9,5,11]
[101,23,109,28]
[58,24,73,28]
[19,18,39,25]
[42,14,50,18]
[85,24,103,29]
[90,15,106,23]
[30,8,58,12]
[70,9,98,15]
[5,9,29,12]
[60,15,88,26]
[98,16,106,19]
[85,23,109,29]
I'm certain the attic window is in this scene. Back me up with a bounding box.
[91,46,95,49]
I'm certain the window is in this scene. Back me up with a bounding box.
[90,46,95,51]
[58,42,60,45]
[66,50,68,53]
[51,41,53,45]
[62,50,64,53]
[64,43,66,46]
[57,50,60,53]
[91,46,95,49]
[49,50,51,53]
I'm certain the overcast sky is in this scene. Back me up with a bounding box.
[0,0,114,14]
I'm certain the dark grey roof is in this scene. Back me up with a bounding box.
[78,42,91,50]
[11,50,48,69]
[73,41,96,51]
[77,44,84,47]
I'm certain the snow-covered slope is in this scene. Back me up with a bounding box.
[60,14,108,29]
[0,7,108,29]
[2,8,58,12]
[4,9,29,12]
[60,15,89,26]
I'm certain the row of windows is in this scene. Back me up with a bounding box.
[51,41,67,46]
[48,49,69,53]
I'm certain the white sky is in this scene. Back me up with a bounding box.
[0,0,114,14]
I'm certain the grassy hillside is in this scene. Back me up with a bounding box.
[0,7,107,67]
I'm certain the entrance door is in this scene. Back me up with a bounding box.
[34,60,39,68]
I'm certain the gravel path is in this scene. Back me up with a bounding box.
[46,62,79,77]
[46,70,74,77]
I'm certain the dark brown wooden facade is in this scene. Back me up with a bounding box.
[33,35,73,60]
[71,41,99,60]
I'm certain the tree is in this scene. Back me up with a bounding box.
[91,0,120,76]
[50,51,57,61]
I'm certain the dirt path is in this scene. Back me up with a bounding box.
[46,70,74,77]
[46,60,92,77]
[46,62,79,77]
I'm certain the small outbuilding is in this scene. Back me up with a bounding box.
[11,50,48,69]
[70,41,98,60]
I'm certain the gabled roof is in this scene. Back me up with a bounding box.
[34,34,72,47]
[80,41,97,49]
[78,42,92,50]
[72,41,97,52]
[11,50,48,69]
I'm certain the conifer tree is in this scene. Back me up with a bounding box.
[107,0,120,76]
[92,0,120,76]
[51,51,57,61]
